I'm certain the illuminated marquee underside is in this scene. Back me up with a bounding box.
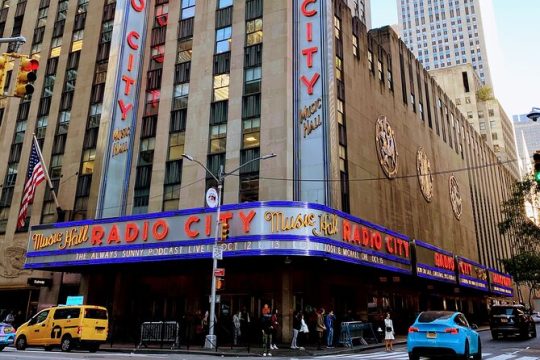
[25,202,412,274]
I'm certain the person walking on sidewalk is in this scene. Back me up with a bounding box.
[316,308,326,350]
[325,309,336,348]
[233,310,242,346]
[270,308,280,350]
[261,306,273,356]
[384,312,395,351]
[291,311,301,349]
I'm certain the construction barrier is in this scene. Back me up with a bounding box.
[138,321,180,349]
[339,321,378,347]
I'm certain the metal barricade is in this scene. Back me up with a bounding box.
[339,321,378,347]
[138,321,180,349]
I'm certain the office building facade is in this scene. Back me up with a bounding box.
[0,0,516,342]
[397,0,493,86]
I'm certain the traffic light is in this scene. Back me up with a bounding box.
[0,55,8,94]
[534,152,540,186]
[215,276,225,291]
[14,56,39,98]
[220,221,229,242]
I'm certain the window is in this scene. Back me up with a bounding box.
[218,0,232,8]
[467,111,473,119]
[177,39,193,63]
[352,35,359,57]
[335,57,343,80]
[174,83,189,98]
[244,66,261,95]
[377,60,383,81]
[181,0,195,20]
[213,74,230,101]
[492,132,498,140]
[478,111,484,119]
[465,96,471,104]
[242,117,260,148]
[246,18,262,46]
[210,124,227,153]
[168,132,185,160]
[479,122,486,130]
[81,149,95,174]
[367,50,374,73]
[488,109,494,117]
[215,26,232,54]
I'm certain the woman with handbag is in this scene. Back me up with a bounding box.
[384,312,395,351]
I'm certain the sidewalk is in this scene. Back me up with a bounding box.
[99,335,408,357]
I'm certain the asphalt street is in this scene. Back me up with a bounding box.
[1,329,540,359]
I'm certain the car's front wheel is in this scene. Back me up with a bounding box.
[15,335,27,350]
[408,351,419,360]
[473,340,482,360]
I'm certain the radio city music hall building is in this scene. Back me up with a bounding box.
[0,0,517,342]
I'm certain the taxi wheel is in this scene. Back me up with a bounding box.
[88,344,100,353]
[15,335,27,350]
[61,335,73,352]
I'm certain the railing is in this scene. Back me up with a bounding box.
[339,321,378,347]
[137,321,180,349]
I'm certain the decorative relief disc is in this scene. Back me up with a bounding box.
[416,147,434,202]
[375,116,398,179]
[449,175,463,220]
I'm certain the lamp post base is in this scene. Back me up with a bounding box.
[204,334,217,349]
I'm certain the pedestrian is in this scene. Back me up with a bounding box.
[316,308,326,350]
[384,312,395,351]
[3,310,14,325]
[299,312,309,350]
[261,307,273,356]
[240,306,251,343]
[270,308,280,349]
[325,309,336,348]
[233,310,242,346]
[291,310,301,349]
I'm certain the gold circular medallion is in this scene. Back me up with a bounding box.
[375,116,398,179]
[449,175,462,220]
[416,147,433,202]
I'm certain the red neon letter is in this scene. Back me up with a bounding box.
[121,75,135,96]
[118,99,133,120]
[152,220,169,241]
[302,47,318,68]
[131,0,145,12]
[127,31,140,50]
[107,225,121,244]
[185,216,200,238]
[91,226,104,246]
[239,210,256,233]
[306,22,313,42]
[125,223,139,243]
[300,73,320,95]
[301,0,317,17]
[342,220,350,242]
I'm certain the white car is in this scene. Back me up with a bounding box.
[532,312,540,324]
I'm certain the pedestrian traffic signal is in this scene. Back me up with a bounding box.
[216,276,225,291]
[534,152,540,186]
[14,56,39,98]
[220,222,229,242]
[0,55,8,95]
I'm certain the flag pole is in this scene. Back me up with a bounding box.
[32,134,61,210]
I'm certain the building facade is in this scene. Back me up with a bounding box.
[0,0,516,344]
[431,64,519,176]
[513,113,540,177]
[396,0,493,86]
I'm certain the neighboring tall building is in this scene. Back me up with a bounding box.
[431,64,518,177]
[0,0,516,342]
[348,0,371,29]
[397,0,493,86]
[513,114,540,177]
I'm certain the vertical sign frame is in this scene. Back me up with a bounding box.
[96,0,149,218]
[293,0,333,205]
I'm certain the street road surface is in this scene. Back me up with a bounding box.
[0,330,539,359]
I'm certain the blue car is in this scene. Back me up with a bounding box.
[0,322,16,351]
[407,311,481,360]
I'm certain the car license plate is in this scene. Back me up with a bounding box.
[427,332,437,339]
[500,318,508,323]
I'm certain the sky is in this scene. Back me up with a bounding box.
[371,0,540,117]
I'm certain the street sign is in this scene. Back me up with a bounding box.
[206,187,218,208]
[209,294,221,303]
[214,268,225,277]
[212,245,223,260]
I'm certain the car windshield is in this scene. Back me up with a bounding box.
[418,311,454,322]
[491,307,523,316]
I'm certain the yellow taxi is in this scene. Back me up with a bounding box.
[15,305,108,352]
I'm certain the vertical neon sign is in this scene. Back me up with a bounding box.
[97,0,149,218]
[294,0,332,204]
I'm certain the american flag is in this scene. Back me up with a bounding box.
[17,139,46,229]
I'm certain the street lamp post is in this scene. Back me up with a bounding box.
[181,152,276,349]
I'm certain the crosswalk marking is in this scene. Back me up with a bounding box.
[315,350,539,360]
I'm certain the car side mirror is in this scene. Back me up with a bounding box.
[471,324,478,330]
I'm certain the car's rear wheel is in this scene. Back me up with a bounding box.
[88,344,100,353]
[408,351,419,360]
[60,335,73,352]
[520,327,529,339]
[473,340,482,360]
[461,341,470,360]
[15,335,27,350]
